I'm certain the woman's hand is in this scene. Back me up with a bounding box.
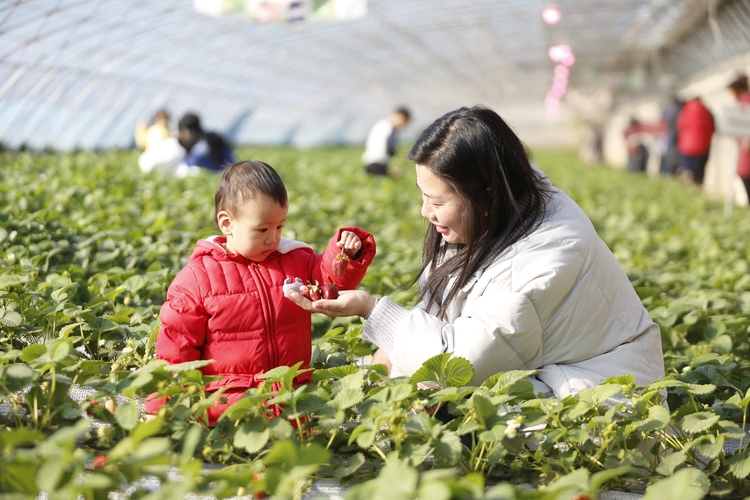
[284,289,377,318]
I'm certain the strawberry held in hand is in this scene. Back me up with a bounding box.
[321,282,339,300]
[300,281,321,301]
[332,251,349,277]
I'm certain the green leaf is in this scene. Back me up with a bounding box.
[311,365,359,382]
[632,404,671,432]
[114,402,140,430]
[180,425,203,465]
[334,452,366,480]
[234,424,270,454]
[77,473,113,489]
[36,459,64,492]
[655,450,686,476]
[709,334,733,353]
[472,392,498,429]
[0,309,22,327]
[433,431,463,467]
[349,423,376,449]
[168,359,215,372]
[332,387,364,410]
[727,450,750,479]
[133,437,171,461]
[0,275,23,289]
[410,353,474,389]
[46,338,71,362]
[123,275,146,293]
[697,434,724,459]
[20,344,47,363]
[481,369,537,393]
[3,363,36,391]
[372,383,414,403]
[577,383,623,406]
[680,411,720,434]
[590,466,632,491]
[0,427,46,451]
[264,439,298,467]
[642,468,709,500]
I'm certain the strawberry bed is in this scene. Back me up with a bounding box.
[1,147,750,499]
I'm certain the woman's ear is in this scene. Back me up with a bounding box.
[217,210,233,236]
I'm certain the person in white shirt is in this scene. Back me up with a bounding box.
[362,107,411,177]
[288,105,665,400]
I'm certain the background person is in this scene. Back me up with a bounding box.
[624,118,649,173]
[288,105,666,400]
[178,113,236,172]
[135,109,172,151]
[362,107,411,177]
[659,96,684,176]
[727,74,750,201]
[135,109,187,175]
[675,97,715,185]
[146,161,376,423]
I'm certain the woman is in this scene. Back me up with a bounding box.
[287,105,665,398]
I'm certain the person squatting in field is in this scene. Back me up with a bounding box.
[146,160,376,423]
[287,105,666,401]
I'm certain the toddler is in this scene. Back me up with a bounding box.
[146,160,376,423]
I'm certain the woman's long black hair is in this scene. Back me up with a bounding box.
[408,105,552,317]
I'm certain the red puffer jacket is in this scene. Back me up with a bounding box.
[676,98,715,157]
[153,227,375,400]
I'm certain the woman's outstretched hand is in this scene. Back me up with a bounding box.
[284,289,377,318]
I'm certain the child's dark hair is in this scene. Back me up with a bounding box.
[215,161,288,221]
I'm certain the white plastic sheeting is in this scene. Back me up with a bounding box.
[0,0,721,150]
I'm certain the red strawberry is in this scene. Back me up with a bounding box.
[252,472,266,498]
[321,283,339,300]
[93,455,107,468]
[304,281,321,301]
[332,252,349,277]
[299,285,310,299]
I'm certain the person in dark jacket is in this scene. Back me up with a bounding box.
[178,113,236,172]
[146,161,376,423]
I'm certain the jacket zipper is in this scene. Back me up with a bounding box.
[249,262,278,369]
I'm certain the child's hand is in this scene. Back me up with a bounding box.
[337,231,362,259]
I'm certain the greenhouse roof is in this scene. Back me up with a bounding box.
[0,0,737,150]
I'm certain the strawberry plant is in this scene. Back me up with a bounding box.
[2,146,750,498]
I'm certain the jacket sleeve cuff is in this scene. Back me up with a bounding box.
[362,296,408,355]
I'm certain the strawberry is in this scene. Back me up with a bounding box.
[93,455,107,468]
[321,282,339,300]
[302,281,321,301]
[332,252,349,277]
[252,472,266,498]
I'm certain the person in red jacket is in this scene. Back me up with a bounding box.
[146,160,376,423]
[676,97,715,185]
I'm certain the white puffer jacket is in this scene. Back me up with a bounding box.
[362,180,665,398]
